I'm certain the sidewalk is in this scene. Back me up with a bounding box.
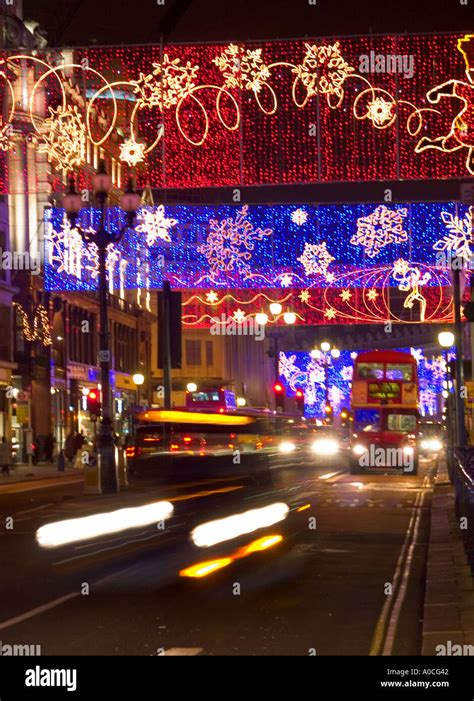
[422,460,474,655]
[0,461,83,490]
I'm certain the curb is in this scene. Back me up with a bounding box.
[421,461,474,655]
[0,473,84,495]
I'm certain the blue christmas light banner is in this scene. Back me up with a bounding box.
[279,347,452,419]
[44,202,469,321]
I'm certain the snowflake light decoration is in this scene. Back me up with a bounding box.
[350,205,408,258]
[280,274,293,287]
[119,138,146,166]
[367,96,395,128]
[136,206,178,246]
[341,365,353,382]
[206,291,219,304]
[45,218,88,279]
[293,42,354,107]
[198,205,272,276]
[132,55,199,111]
[297,241,335,278]
[213,44,271,92]
[39,105,86,170]
[291,208,308,226]
[433,206,473,264]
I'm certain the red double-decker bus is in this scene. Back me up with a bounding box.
[350,350,419,475]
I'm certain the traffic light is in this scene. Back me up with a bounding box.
[273,382,285,411]
[323,402,333,425]
[340,408,349,427]
[295,388,305,413]
[87,389,101,417]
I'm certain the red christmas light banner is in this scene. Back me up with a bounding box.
[0,32,472,191]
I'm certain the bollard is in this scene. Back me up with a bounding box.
[57,449,65,472]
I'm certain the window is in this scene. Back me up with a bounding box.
[387,414,417,432]
[205,340,213,366]
[186,340,201,366]
[354,408,381,433]
[357,363,384,380]
[386,363,413,381]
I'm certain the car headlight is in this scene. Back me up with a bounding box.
[430,439,442,451]
[312,439,339,455]
[352,443,366,456]
[421,440,430,450]
[279,441,296,453]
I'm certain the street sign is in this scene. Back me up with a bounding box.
[16,390,29,402]
[98,350,111,363]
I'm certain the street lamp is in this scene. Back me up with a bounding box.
[265,303,296,410]
[269,302,282,316]
[133,372,145,406]
[186,382,198,393]
[64,162,140,493]
[318,342,339,418]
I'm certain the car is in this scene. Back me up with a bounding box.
[306,426,347,466]
[418,421,444,458]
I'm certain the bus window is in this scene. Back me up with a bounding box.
[387,414,417,432]
[357,363,384,380]
[354,408,381,432]
[386,364,413,381]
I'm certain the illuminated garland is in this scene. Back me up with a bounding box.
[0,33,472,186]
[14,303,52,346]
[45,202,466,325]
[279,347,452,419]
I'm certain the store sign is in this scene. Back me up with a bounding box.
[368,382,400,401]
[68,364,89,381]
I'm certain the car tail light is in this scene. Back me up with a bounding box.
[183,436,192,444]
[126,447,135,458]
[170,443,179,451]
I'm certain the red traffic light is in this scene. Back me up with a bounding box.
[273,382,284,394]
[89,391,97,400]
[295,389,304,398]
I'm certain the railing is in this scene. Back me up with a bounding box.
[453,449,474,574]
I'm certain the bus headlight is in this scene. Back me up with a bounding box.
[352,444,366,456]
[312,439,339,455]
[421,440,430,450]
[430,439,442,451]
[279,441,296,453]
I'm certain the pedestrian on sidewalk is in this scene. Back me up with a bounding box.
[0,436,12,476]
[45,432,56,464]
[64,432,76,466]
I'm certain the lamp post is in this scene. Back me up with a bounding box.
[63,162,140,493]
[312,342,339,422]
[259,304,295,408]
[132,372,145,408]
[438,330,457,479]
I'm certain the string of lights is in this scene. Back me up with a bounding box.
[278,347,453,419]
[0,32,472,190]
[45,202,467,326]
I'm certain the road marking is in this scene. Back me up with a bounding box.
[53,531,163,565]
[0,592,79,632]
[369,488,423,656]
[318,470,346,481]
[15,503,55,516]
[382,491,425,655]
[163,648,203,656]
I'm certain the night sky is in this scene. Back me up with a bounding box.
[23,0,470,47]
